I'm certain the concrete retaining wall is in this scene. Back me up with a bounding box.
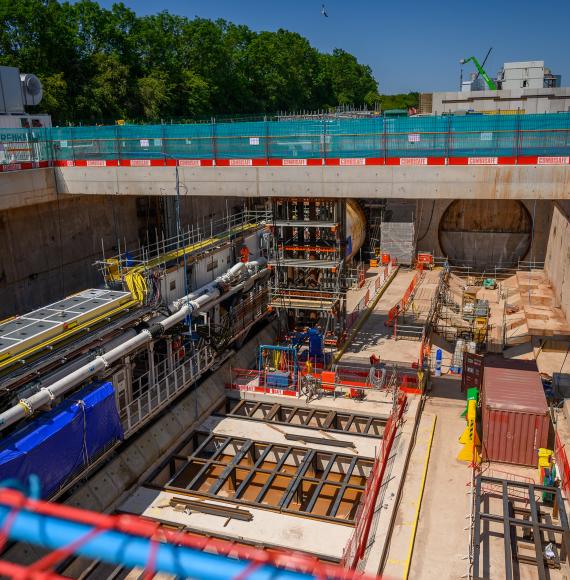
[0,168,56,210]
[0,194,241,317]
[545,203,570,318]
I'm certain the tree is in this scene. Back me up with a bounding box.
[0,0,381,123]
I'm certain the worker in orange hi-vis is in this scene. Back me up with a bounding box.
[240,246,249,263]
[369,353,380,367]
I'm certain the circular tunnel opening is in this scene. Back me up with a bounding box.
[438,200,532,269]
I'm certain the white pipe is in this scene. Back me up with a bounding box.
[0,259,268,433]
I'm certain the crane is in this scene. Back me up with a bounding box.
[460,48,497,91]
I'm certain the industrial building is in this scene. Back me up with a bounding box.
[421,59,569,115]
[1,64,570,580]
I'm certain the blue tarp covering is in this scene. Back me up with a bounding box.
[0,382,123,498]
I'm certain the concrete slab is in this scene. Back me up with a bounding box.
[199,415,380,458]
[120,487,352,561]
[229,389,394,417]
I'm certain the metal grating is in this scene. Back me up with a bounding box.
[0,289,132,357]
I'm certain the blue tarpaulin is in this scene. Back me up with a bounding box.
[0,382,123,498]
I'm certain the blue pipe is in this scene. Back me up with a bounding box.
[0,505,315,580]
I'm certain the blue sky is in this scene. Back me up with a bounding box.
[93,0,570,94]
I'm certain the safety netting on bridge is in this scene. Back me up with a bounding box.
[2,112,570,168]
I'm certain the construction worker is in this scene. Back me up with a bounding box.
[305,359,313,375]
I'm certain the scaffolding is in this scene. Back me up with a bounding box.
[268,199,347,341]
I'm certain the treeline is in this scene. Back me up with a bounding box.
[0,0,382,124]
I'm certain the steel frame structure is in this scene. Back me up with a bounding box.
[269,198,347,338]
[220,399,387,439]
[145,431,373,524]
[473,475,570,580]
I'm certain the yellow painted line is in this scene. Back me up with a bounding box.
[403,415,437,580]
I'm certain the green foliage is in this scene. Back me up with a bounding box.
[0,0,380,123]
[379,92,420,111]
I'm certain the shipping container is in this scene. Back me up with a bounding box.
[481,357,550,467]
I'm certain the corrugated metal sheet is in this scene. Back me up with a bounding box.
[380,222,415,266]
[482,357,550,467]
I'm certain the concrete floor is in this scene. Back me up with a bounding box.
[343,269,421,366]
[407,377,473,580]
[200,414,381,458]
[120,486,352,560]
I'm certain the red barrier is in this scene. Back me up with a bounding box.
[386,272,420,327]
[341,393,407,569]
[555,433,570,498]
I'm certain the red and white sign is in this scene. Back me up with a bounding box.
[400,157,427,166]
[229,159,253,166]
[86,159,105,167]
[538,156,569,165]
[468,157,498,165]
[130,159,151,167]
[283,158,307,166]
[340,158,365,166]
[178,159,201,167]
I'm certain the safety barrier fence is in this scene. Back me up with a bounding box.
[341,393,407,570]
[1,113,570,171]
[123,346,215,436]
[431,256,546,280]
[0,487,379,580]
[386,270,421,328]
[555,432,570,499]
[106,209,269,269]
[346,265,392,332]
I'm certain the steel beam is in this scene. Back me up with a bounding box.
[330,456,359,517]
[279,450,316,509]
[234,444,275,499]
[254,448,294,504]
[528,484,548,580]
[502,481,514,580]
[304,454,337,514]
[208,440,254,495]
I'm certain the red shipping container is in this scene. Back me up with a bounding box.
[481,357,550,467]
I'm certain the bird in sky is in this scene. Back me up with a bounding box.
[321,4,329,17]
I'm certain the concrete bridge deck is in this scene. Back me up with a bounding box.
[1,162,569,211]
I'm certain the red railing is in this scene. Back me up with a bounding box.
[555,432,570,498]
[386,271,420,327]
[341,393,407,570]
[0,488,380,580]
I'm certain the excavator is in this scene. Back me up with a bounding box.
[460,47,497,90]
